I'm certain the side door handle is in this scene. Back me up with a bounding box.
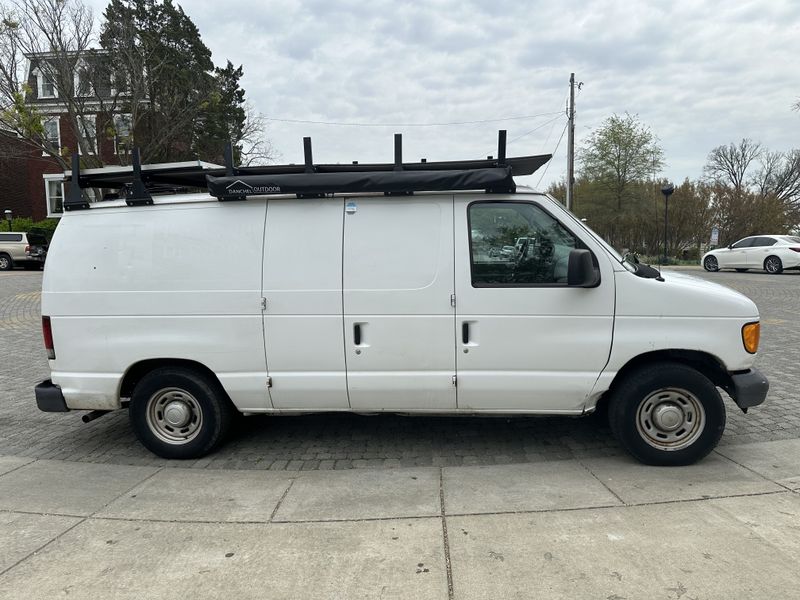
[354,323,362,346]
[461,322,469,344]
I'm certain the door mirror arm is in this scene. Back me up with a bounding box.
[567,249,600,287]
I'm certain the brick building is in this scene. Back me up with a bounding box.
[1,51,131,221]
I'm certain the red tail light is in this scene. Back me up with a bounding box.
[42,316,55,360]
[25,245,30,254]
[790,247,800,253]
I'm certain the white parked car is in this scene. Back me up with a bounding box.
[34,137,769,466]
[702,235,800,274]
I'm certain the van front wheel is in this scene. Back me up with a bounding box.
[608,362,725,466]
[129,367,236,459]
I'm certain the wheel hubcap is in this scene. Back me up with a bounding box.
[636,388,706,451]
[146,388,203,445]
[163,401,192,428]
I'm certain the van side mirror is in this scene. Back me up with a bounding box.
[567,249,600,287]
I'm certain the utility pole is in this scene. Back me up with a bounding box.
[566,73,576,212]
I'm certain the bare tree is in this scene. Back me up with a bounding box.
[0,0,100,166]
[238,102,275,166]
[703,139,762,193]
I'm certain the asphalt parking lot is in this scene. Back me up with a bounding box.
[1,268,798,471]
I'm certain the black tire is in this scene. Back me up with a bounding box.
[764,256,783,274]
[129,366,237,459]
[735,268,748,272]
[0,253,12,271]
[703,255,719,272]
[608,362,725,466]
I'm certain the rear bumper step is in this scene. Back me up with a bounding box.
[35,379,69,412]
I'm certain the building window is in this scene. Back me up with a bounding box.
[35,69,57,99]
[42,117,61,155]
[110,71,130,96]
[78,115,97,154]
[44,177,64,216]
[113,114,132,155]
[74,62,94,97]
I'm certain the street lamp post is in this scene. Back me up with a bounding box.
[661,184,675,264]
[3,209,11,232]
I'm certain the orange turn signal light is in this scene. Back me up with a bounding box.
[742,322,760,354]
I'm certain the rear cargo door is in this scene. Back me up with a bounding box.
[343,196,457,410]
[262,197,349,409]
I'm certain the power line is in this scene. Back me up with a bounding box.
[478,114,564,158]
[264,111,564,128]
[536,120,569,189]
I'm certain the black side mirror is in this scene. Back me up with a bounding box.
[567,249,600,287]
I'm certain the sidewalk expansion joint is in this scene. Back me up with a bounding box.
[0,457,37,480]
[439,467,455,600]
[0,489,792,528]
[575,457,627,505]
[713,449,798,493]
[269,479,295,522]
[0,466,165,579]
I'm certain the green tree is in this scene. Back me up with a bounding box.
[100,0,268,164]
[579,113,664,211]
[100,0,214,162]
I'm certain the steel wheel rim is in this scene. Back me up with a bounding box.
[635,388,706,451]
[705,256,718,271]
[765,258,779,273]
[0,257,8,269]
[145,387,203,445]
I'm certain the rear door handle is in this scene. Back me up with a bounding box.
[354,323,362,346]
[461,322,469,344]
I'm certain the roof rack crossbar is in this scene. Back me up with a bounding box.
[64,149,90,211]
[224,142,236,177]
[126,148,154,206]
[303,137,314,174]
[393,133,403,171]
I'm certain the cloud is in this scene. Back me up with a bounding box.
[84,0,800,191]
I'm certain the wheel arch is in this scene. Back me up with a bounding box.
[119,358,230,401]
[598,349,733,409]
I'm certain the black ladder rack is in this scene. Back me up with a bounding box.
[63,130,551,211]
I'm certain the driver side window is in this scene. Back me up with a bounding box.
[469,202,577,286]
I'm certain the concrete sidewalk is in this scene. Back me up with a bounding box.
[1,440,799,599]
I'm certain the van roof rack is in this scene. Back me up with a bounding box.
[63,130,551,211]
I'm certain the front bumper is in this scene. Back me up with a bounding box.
[35,379,69,412]
[727,367,769,411]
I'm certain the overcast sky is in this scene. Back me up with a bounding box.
[89,0,800,190]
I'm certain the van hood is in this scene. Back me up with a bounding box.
[615,268,759,319]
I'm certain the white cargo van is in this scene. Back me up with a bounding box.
[35,134,768,465]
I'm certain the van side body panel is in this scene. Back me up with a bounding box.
[262,197,349,409]
[42,199,270,411]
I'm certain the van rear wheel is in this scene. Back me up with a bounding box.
[129,367,236,459]
[608,362,725,466]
